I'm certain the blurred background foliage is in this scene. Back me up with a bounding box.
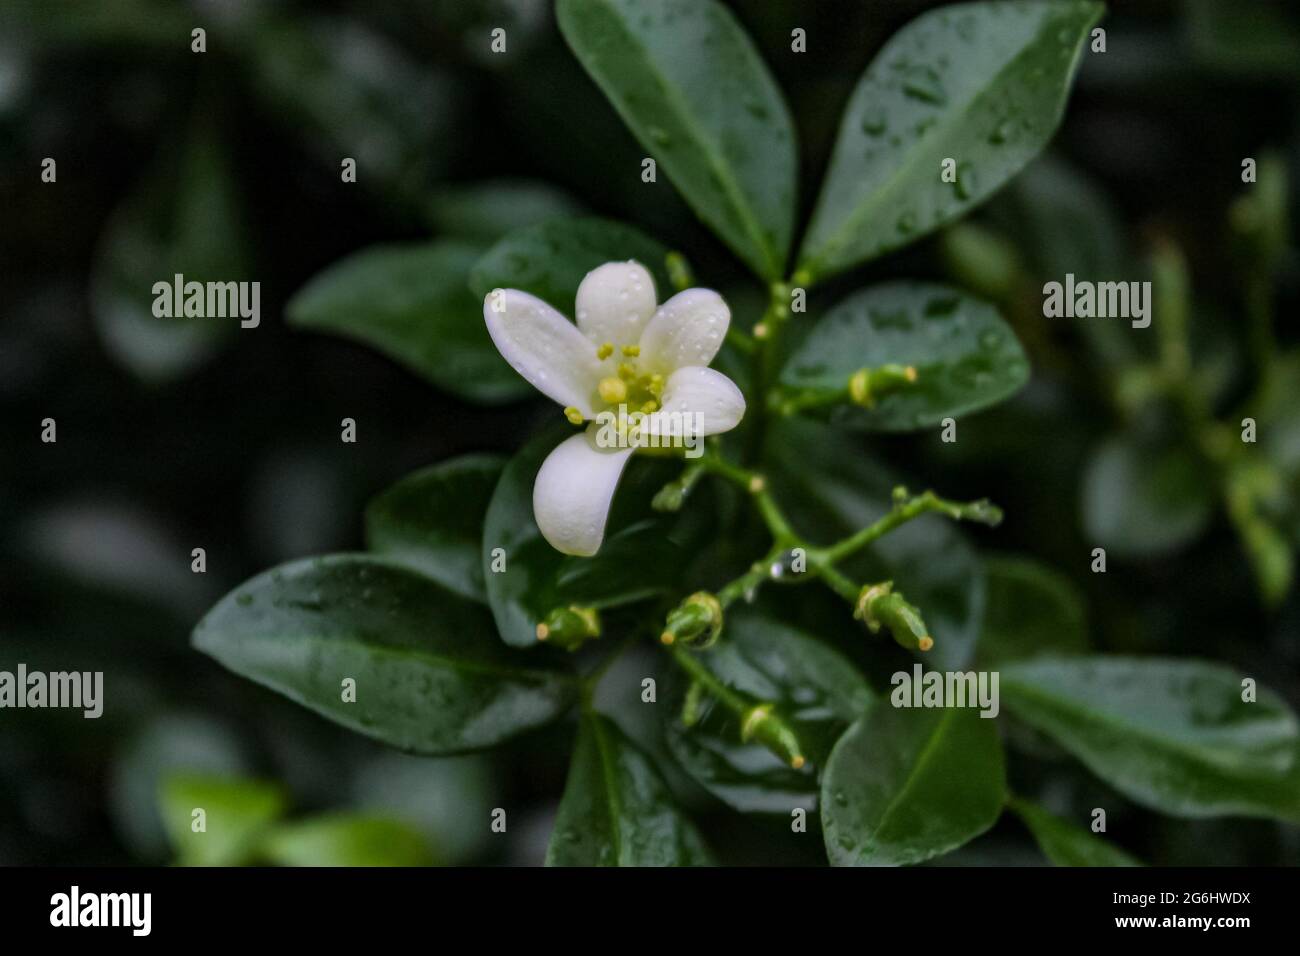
[0,0,1297,865]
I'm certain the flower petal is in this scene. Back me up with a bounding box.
[643,366,746,440]
[637,288,730,374]
[575,261,658,348]
[484,289,603,414]
[532,428,635,556]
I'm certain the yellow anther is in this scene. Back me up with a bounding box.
[597,376,628,404]
[917,635,934,652]
[617,362,636,381]
[790,755,806,770]
[622,344,640,357]
[596,342,614,360]
[535,623,550,641]
[563,406,584,425]
[641,400,659,414]
[748,475,766,494]
[647,374,664,397]
[659,631,675,646]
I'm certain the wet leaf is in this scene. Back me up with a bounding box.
[193,555,577,754]
[547,714,712,865]
[798,0,1103,282]
[557,0,796,279]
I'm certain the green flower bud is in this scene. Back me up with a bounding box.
[855,582,933,652]
[536,605,601,651]
[665,251,694,292]
[660,591,723,649]
[848,364,918,409]
[740,704,806,769]
[652,479,686,512]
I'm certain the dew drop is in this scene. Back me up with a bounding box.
[860,109,887,135]
[902,65,946,105]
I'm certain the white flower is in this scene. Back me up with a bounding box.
[484,260,746,557]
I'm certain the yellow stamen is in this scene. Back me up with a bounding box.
[617,362,636,381]
[647,374,664,397]
[596,342,614,360]
[563,406,584,425]
[641,400,658,414]
[622,344,640,357]
[597,376,628,404]
[748,475,766,494]
[659,632,675,646]
[536,623,550,641]
[790,755,806,770]
[917,635,934,652]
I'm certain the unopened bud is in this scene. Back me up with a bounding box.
[855,582,933,652]
[536,605,601,651]
[740,703,806,769]
[652,480,686,512]
[665,251,694,292]
[660,591,723,649]
[848,364,918,408]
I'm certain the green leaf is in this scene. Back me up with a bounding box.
[483,428,686,648]
[821,701,1006,866]
[159,774,286,867]
[1009,798,1142,866]
[90,118,247,383]
[1001,656,1300,820]
[261,814,435,867]
[765,417,986,670]
[978,556,1088,668]
[556,0,796,279]
[797,0,1103,282]
[547,714,713,866]
[469,217,672,316]
[365,454,506,602]
[666,608,873,813]
[424,179,585,242]
[288,240,530,404]
[781,282,1029,431]
[193,555,577,754]
[1081,432,1215,556]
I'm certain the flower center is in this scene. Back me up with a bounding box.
[563,343,667,426]
[594,343,664,414]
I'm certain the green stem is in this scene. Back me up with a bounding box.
[811,490,1001,566]
[768,386,849,417]
[666,644,750,716]
[717,543,786,608]
[698,451,798,545]
[815,563,860,603]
